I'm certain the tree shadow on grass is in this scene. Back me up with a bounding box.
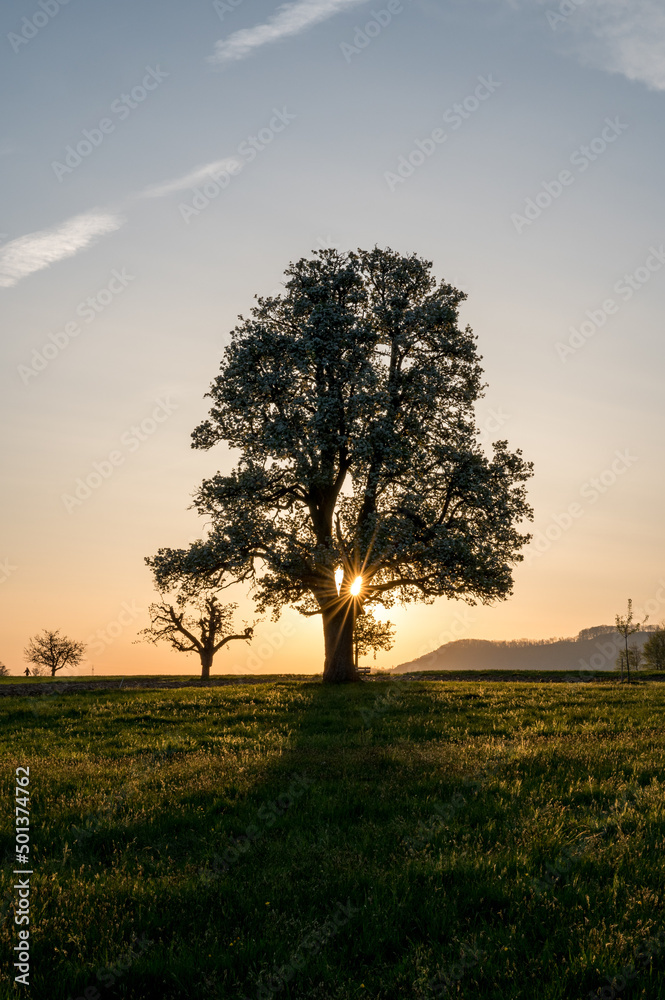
[11,677,665,1000]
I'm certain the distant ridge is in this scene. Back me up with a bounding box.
[394,625,657,674]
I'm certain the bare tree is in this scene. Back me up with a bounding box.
[0,662,9,677]
[615,599,648,683]
[138,563,255,682]
[24,630,86,677]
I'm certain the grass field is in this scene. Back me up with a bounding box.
[2,675,665,999]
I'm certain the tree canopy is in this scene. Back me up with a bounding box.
[643,626,665,671]
[354,607,396,661]
[153,247,533,682]
[24,629,86,677]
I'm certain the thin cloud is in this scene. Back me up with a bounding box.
[0,154,240,288]
[210,0,371,63]
[0,212,123,289]
[508,0,665,91]
[569,0,665,92]
[140,158,242,198]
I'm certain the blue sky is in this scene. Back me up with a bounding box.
[1,0,664,675]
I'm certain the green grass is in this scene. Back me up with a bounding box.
[2,676,665,999]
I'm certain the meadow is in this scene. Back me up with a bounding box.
[2,674,665,999]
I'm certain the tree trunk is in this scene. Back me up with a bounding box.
[200,650,213,684]
[322,604,358,684]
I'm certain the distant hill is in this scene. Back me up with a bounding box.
[393,625,658,674]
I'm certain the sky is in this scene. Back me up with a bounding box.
[1,0,664,677]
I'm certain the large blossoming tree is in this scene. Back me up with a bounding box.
[152,247,533,683]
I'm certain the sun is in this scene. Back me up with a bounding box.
[350,576,363,597]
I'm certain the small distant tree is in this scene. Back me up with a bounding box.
[0,662,9,677]
[353,607,396,671]
[140,547,256,681]
[24,630,86,677]
[643,626,665,671]
[615,599,648,684]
